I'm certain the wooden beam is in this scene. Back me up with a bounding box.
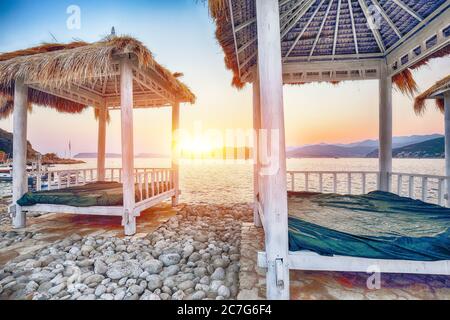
[347,0,359,55]
[256,0,290,300]
[371,0,402,38]
[234,18,256,33]
[253,73,262,227]
[379,62,392,192]
[281,0,316,39]
[284,0,327,59]
[171,102,180,207]
[22,204,123,216]
[228,0,241,78]
[445,92,450,207]
[120,57,136,236]
[309,0,335,60]
[391,0,422,22]
[97,106,107,181]
[134,69,176,104]
[28,83,104,108]
[357,0,386,53]
[332,0,342,57]
[386,5,450,76]
[233,0,317,64]
[258,251,450,275]
[12,79,28,229]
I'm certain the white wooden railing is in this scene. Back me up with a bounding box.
[389,172,449,207]
[134,169,175,204]
[287,171,450,207]
[32,168,175,194]
[287,171,380,195]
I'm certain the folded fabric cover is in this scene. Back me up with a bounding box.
[288,191,450,261]
[17,182,144,207]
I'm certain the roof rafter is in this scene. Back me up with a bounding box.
[281,0,317,39]
[309,0,335,60]
[228,0,241,78]
[284,0,328,59]
[370,0,402,38]
[391,0,422,21]
[357,0,386,53]
[332,0,342,57]
[280,0,306,22]
[347,0,359,55]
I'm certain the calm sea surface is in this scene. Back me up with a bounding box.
[38,158,446,205]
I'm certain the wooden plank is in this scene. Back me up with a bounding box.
[22,204,123,216]
[258,251,450,275]
[133,190,176,215]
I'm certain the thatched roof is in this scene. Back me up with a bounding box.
[0,36,195,118]
[414,75,450,115]
[208,0,447,96]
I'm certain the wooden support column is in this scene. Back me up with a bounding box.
[120,57,136,236]
[172,102,180,207]
[445,92,450,207]
[256,0,290,300]
[12,79,29,228]
[97,106,107,181]
[253,76,262,227]
[379,63,393,192]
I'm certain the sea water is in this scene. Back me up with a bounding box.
[26,158,444,205]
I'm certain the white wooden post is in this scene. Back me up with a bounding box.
[256,0,290,300]
[97,106,107,181]
[445,92,450,207]
[172,102,180,206]
[120,57,136,236]
[379,63,393,192]
[253,76,262,227]
[12,79,28,228]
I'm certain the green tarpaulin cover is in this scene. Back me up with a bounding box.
[288,191,450,261]
[17,182,144,207]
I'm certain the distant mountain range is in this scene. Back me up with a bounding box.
[367,137,444,159]
[287,134,444,159]
[74,153,168,159]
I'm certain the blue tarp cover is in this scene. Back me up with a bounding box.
[288,191,450,261]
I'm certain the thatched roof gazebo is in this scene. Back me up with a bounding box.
[208,0,450,299]
[1,35,195,235]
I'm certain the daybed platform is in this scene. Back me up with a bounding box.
[16,181,176,217]
[258,192,450,275]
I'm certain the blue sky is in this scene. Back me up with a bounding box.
[0,0,448,156]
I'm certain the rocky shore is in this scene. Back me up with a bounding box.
[0,204,253,300]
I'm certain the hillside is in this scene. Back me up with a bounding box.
[367,138,444,158]
[287,134,443,158]
[0,128,84,164]
[287,144,374,158]
[0,128,37,159]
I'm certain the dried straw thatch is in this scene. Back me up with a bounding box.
[392,69,418,98]
[0,36,195,118]
[208,0,245,89]
[414,75,450,115]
